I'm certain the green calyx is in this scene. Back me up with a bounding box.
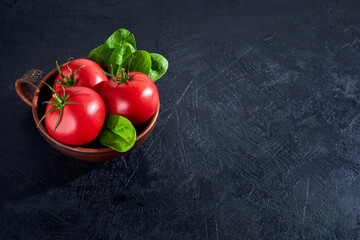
[102,64,137,84]
[54,60,85,87]
[37,82,82,134]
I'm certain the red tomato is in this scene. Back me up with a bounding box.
[100,72,159,126]
[44,86,106,145]
[53,58,108,93]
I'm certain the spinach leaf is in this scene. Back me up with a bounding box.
[120,50,151,75]
[148,53,169,81]
[108,43,136,75]
[89,29,137,71]
[88,45,113,71]
[99,115,136,152]
[104,28,136,50]
[88,29,168,81]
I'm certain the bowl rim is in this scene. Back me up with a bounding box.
[31,65,159,154]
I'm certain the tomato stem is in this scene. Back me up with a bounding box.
[53,93,63,105]
[102,65,129,84]
[119,68,130,83]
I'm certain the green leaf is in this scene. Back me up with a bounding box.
[89,29,137,71]
[148,53,169,81]
[99,115,136,152]
[89,45,103,64]
[119,50,151,75]
[108,43,136,74]
[104,28,136,50]
[88,45,113,71]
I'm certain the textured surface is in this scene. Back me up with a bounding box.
[1,0,360,239]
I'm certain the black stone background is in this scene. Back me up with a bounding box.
[1,0,360,239]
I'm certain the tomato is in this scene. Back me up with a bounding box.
[99,71,159,126]
[53,58,108,93]
[44,86,106,145]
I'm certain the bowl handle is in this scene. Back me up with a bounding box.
[15,69,46,107]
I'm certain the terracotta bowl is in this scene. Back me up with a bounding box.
[15,67,159,161]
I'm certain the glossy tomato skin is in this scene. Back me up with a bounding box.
[44,86,106,145]
[53,59,108,93]
[100,72,159,126]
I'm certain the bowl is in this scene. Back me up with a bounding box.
[15,66,159,161]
